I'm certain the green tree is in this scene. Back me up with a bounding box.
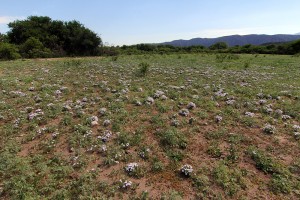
[288,39,300,54]
[7,16,102,57]
[20,37,52,58]
[0,33,8,43]
[209,42,228,50]
[64,20,102,56]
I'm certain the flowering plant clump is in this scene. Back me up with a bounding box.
[139,148,150,159]
[294,132,300,140]
[179,109,189,117]
[171,119,180,127]
[54,90,62,96]
[98,130,112,142]
[187,102,196,109]
[180,164,193,176]
[153,90,165,99]
[215,89,227,97]
[146,97,154,105]
[215,115,223,123]
[134,100,142,106]
[9,91,27,97]
[99,108,107,116]
[257,93,265,99]
[263,124,276,134]
[293,125,300,132]
[103,119,111,126]
[258,99,267,105]
[125,163,139,173]
[245,112,255,117]
[100,144,107,152]
[226,99,235,105]
[28,87,35,91]
[281,115,291,120]
[119,179,132,189]
[274,109,283,116]
[28,109,44,120]
[90,116,99,122]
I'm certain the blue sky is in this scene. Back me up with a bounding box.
[0,0,300,45]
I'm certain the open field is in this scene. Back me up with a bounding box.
[0,53,300,199]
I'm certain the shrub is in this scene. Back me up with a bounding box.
[269,174,292,194]
[0,43,20,60]
[247,147,284,174]
[20,37,52,58]
[137,62,150,77]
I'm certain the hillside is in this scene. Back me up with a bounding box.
[0,55,300,199]
[162,34,300,47]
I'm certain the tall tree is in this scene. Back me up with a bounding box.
[7,16,102,56]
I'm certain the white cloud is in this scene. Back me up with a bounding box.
[0,16,25,24]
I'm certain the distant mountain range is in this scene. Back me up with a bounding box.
[162,34,300,47]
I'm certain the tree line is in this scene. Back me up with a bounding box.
[106,41,300,56]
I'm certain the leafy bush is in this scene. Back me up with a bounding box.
[0,43,20,60]
[137,62,150,77]
[159,128,187,149]
[269,174,292,194]
[247,147,283,174]
[20,37,52,58]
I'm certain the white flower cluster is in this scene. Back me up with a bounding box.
[103,119,111,126]
[245,112,255,117]
[119,179,132,189]
[180,164,193,176]
[281,115,291,120]
[215,89,227,97]
[100,144,107,152]
[226,99,235,105]
[258,99,267,105]
[187,102,196,109]
[121,143,130,149]
[293,125,300,131]
[9,91,26,97]
[54,90,62,96]
[179,109,189,117]
[99,108,107,116]
[153,90,165,99]
[275,109,283,116]
[125,163,138,172]
[89,116,99,126]
[215,115,223,123]
[293,125,300,140]
[171,119,180,127]
[146,97,155,105]
[263,124,276,134]
[28,109,44,120]
[98,130,112,142]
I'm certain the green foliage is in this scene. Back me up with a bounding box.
[159,128,187,149]
[209,42,228,50]
[7,16,101,57]
[137,62,150,77]
[288,39,300,54]
[0,42,21,60]
[247,147,284,174]
[207,143,222,158]
[20,37,52,58]
[269,174,292,194]
[212,162,246,197]
[0,33,8,43]
[151,158,164,172]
